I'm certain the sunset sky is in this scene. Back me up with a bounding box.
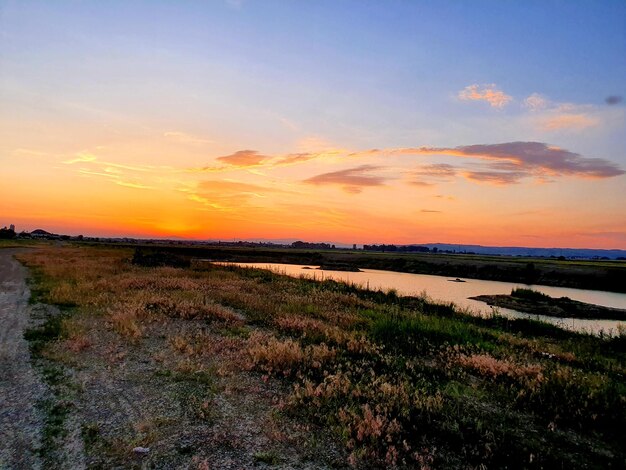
[1,1,625,248]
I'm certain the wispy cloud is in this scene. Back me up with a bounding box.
[61,150,173,191]
[409,163,457,186]
[116,181,153,190]
[522,94,601,131]
[523,93,548,110]
[458,84,512,108]
[273,153,317,166]
[539,113,599,131]
[78,168,118,179]
[305,165,388,193]
[462,170,530,185]
[391,142,624,181]
[63,152,97,164]
[216,150,269,167]
[188,179,286,210]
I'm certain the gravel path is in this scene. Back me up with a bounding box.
[0,249,46,469]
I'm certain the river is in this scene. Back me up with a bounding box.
[221,262,626,336]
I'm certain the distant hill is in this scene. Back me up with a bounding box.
[30,229,53,235]
[422,243,626,260]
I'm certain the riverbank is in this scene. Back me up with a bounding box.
[7,245,625,468]
[118,243,626,293]
[471,288,626,321]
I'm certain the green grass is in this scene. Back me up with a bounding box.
[511,287,552,301]
[253,450,281,465]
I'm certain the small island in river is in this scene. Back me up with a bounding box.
[470,288,626,321]
[318,262,362,272]
[302,263,362,272]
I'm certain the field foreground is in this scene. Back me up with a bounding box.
[11,245,626,468]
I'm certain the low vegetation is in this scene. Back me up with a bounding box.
[471,288,626,321]
[511,287,552,301]
[109,243,626,292]
[17,245,626,468]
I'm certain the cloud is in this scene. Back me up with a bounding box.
[539,113,599,131]
[273,153,317,166]
[64,151,170,172]
[188,147,342,173]
[413,163,457,178]
[420,209,442,213]
[189,180,287,210]
[411,142,624,179]
[409,163,457,186]
[62,149,174,192]
[523,93,548,110]
[605,95,623,105]
[521,95,602,131]
[116,181,153,190]
[216,150,269,167]
[63,152,97,164]
[462,170,530,185]
[78,168,118,179]
[458,84,512,108]
[199,140,622,187]
[304,165,388,193]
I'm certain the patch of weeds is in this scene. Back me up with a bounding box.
[154,369,173,379]
[219,324,251,338]
[81,422,100,449]
[24,313,66,354]
[253,450,281,465]
[23,300,77,465]
[36,398,73,465]
[443,380,485,400]
[40,363,66,387]
[177,369,215,386]
[175,378,216,423]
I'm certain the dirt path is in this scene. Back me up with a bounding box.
[0,249,47,469]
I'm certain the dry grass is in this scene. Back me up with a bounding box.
[455,352,544,389]
[247,331,337,377]
[16,245,626,469]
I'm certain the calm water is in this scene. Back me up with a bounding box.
[223,262,626,336]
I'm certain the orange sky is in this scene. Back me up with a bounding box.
[1,2,625,249]
[3,132,625,248]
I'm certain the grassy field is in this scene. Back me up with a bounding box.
[16,245,626,468]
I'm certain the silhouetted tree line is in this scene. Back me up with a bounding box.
[363,244,430,253]
[291,241,335,250]
[0,227,16,239]
[132,248,191,268]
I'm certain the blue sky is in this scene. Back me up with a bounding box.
[1,1,625,247]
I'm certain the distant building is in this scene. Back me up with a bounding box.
[9,224,15,231]
[353,244,357,250]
